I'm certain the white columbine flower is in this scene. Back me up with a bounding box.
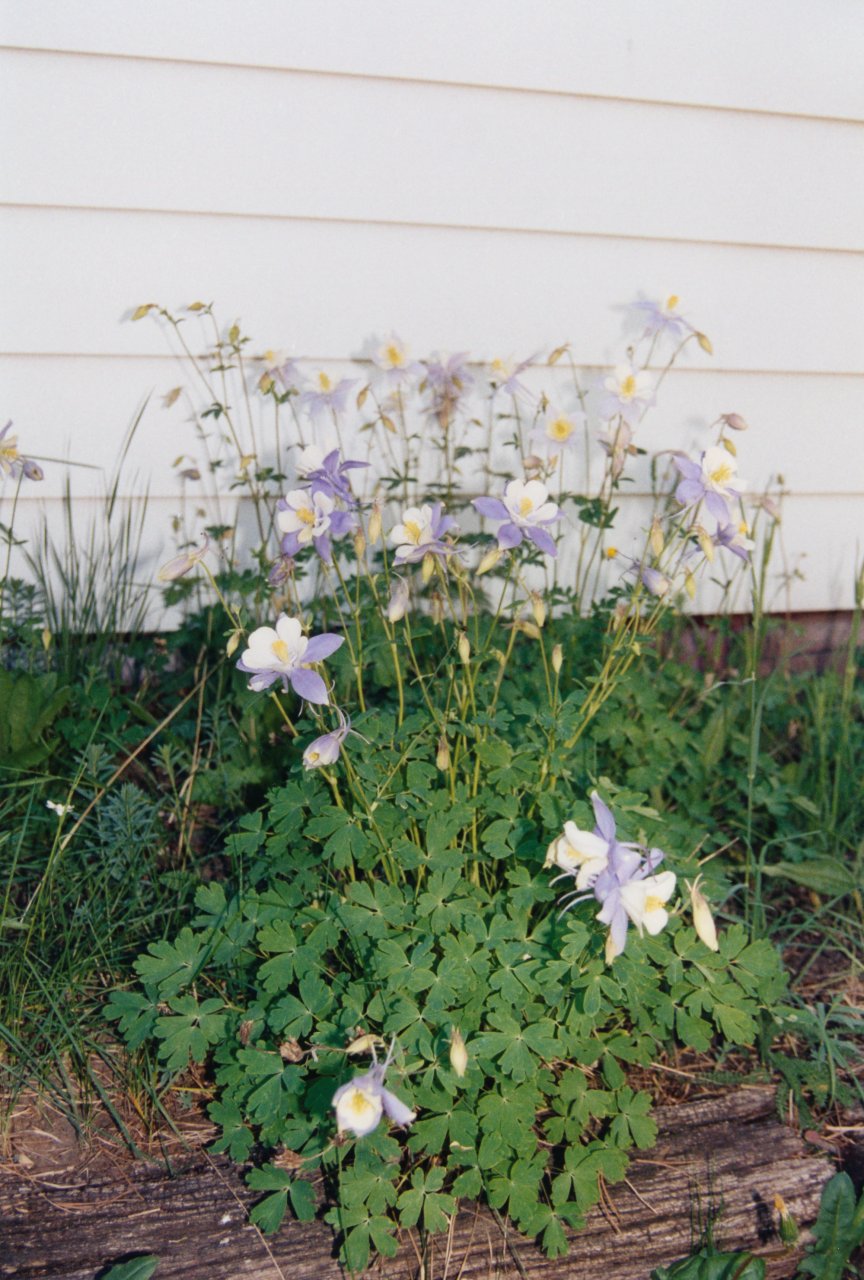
[601,364,655,424]
[501,480,559,530]
[332,1061,416,1138]
[277,488,334,546]
[619,870,677,936]
[545,821,610,889]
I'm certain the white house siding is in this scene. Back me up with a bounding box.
[2,0,863,615]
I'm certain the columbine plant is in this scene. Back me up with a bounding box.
[113,296,788,1269]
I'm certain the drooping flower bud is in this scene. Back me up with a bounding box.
[156,534,211,582]
[430,593,445,625]
[650,518,664,558]
[530,593,547,628]
[774,1194,799,1245]
[686,875,719,951]
[386,577,409,623]
[449,1028,468,1079]
[353,529,366,559]
[721,413,748,432]
[457,632,471,663]
[551,643,563,674]
[421,553,435,584]
[226,630,242,658]
[476,546,503,576]
[436,735,450,771]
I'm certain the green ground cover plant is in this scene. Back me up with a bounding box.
[1,299,861,1271]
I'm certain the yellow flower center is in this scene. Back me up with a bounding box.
[644,895,665,913]
[271,639,291,663]
[385,343,403,367]
[519,496,534,517]
[738,520,749,535]
[665,294,679,312]
[620,375,637,399]
[307,750,320,764]
[548,417,573,442]
[345,1088,378,1121]
[605,546,618,559]
[0,438,19,461]
[317,371,332,392]
[297,507,316,526]
[709,462,733,487]
[403,519,422,543]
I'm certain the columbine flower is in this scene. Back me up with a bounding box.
[599,364,655,424]
[423,351,474,418]
[302,447,368,507]
[545,792,625,888]
[303,710,351,769]
[630,294,693,341]
[553,793,674,961]
[260,350,306,394]
[390,503,456,565]
[714,520,755,562]
[0,422,43,481]
[533,408,584,453]
[674,447,747,523]
[46,800,74,817]
[332,1039,416,1138]
[472,479,561,557]
[277,487,354,562]
[620,558,672,598]
[236,614,343,703]
[487,355,535,400]
[686,874,719,951]
[369,333,423,387]
[298,371,358,419]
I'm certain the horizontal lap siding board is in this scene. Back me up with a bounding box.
[5,50,864,251]
[1,13,861,612]
[3,0,864,120]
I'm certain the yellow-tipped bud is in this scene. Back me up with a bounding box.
[530,593,547,627]
[686,875,719,951]
[697,528,715,562]
[457,632,471,663]
[41,627,52,652]
[551,643,563,674]
[421,553,436,584]
[774,1194,799,1245]
[684,570,697,600]
[650,518,664,558]
[353,530,366,559]
[367,503,382,546]
[477,546,503,576]
[346,1033,386,1056]
[449,1028,469,1078]
[226,630,242,658]
[259,373,275,394]
[356,384,369,410]
[436,735,451,771]
[696,331,713,355]
[721,435,737,457]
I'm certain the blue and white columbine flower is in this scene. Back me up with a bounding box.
[630,294,693,342]
[674,446,747,524]
[473,479,561,557]
[303,710,352,769]
[552,792,676,961]
[298,371,358,419]
[599,364,655,425]
[390,503,456,565]
[0,422,43,481]
[370,334,423,388]
[301,447,368,507]
[714,519,755,562]
[487,355,535,400]
[277,487,354,562]
[332,1040,416,1138]
[532,408,584,454]
[236,615,343,704]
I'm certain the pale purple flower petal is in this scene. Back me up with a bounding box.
[289,668,330,705]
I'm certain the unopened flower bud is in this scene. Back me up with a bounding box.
[650,518,664,558]
[551,643,563,674]
[696,331,713,355]
[774,1194,799,1245]
[346,1033,385,1056]
[156,534,210,582]
[386,578,409,624]
[684,569,697,600]
[457,632,471,663]
[721,413,748,432]
[686,875,719,951]
[430,593,445,625]
[697,527,715,563]
[353,529,366,558]
[449,1028,468,1079]
[41,627,52,652]
[516,620,542,640]
[421,553,435,584]
[367,503,382,546]
[226,630,242,658]
[436,735,450,771]
[530,593,547,627]
[477,546,503,576]
[721,435,737,457]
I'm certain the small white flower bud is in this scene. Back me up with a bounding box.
[530,593,547,628]
[687,875,719,951]
[436,735,450,771]
[421,553,435,584]
[367,503,382,545]
[449,1028,468,1079]
[353,529,366,559]
[551,643,563,674]
[226,630,242,658]
[457,632,471,663]
[476,546,503,576]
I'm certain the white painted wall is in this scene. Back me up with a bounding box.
[2,1,862,613]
